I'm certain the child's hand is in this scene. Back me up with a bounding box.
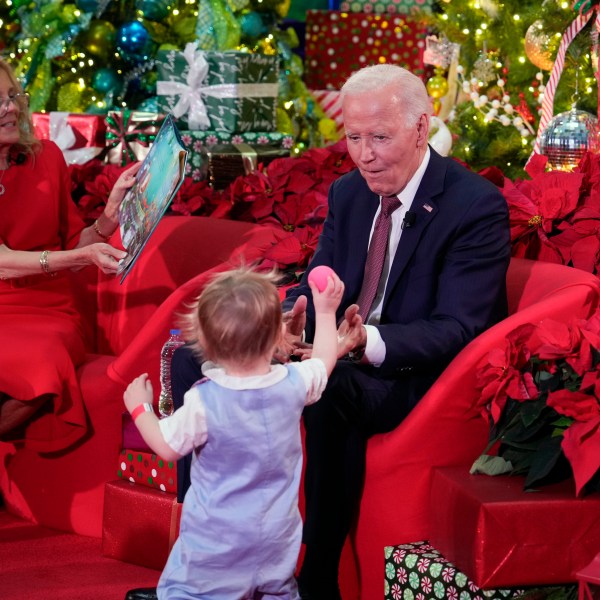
[123,373,154,414]
[308,270,344,315]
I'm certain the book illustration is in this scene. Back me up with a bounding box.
[117,114,188,283]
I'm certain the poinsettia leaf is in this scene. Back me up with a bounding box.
[519,398,547,428]
[552,416,573,428]
[523,436,569,489]
[499,446,535,474]
[470,454,514,476]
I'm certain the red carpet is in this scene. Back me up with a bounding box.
[0,509,160,600]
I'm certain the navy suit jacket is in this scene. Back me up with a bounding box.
[284,148,511,379]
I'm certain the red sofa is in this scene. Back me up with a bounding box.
[0,216,268,535]
[2,215,600,600]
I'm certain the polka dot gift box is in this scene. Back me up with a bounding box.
[384,541,524,600]
[304,10,431,91]
[339,0,433,15]
[118,448,177,493]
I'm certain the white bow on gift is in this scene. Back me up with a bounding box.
[156,42,278,130]
[49,112,103,165]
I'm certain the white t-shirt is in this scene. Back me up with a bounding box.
[158,358,328,456]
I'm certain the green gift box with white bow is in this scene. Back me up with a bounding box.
[156,43,279,133]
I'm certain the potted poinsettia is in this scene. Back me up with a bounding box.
[472,310,600,495]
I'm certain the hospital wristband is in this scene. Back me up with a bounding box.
[131,403,154,421]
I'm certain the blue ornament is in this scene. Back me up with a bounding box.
[92,68,120,93]
[135,0,170,21]
[76,0,100,12]
[240,11,266,38]
[116,21,155,64]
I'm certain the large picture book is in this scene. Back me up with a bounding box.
[117,114,188,283]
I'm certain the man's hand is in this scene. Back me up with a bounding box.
[288,303,367,363]
[274,295,308,363]
[336,304,366,359]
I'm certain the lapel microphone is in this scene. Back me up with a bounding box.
[401,211,417,230]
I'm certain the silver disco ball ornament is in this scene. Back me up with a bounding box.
[540,108,599,171]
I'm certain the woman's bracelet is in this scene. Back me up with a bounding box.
[130,403,154,421]
[93,219,113,241]
[39,250,56,277]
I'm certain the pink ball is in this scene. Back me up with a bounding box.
[308,265,336,292]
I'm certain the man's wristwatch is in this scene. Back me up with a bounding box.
[344,345,366,363]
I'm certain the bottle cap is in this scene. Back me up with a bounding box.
[170,329,181,335]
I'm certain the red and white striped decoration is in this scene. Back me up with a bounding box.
[531,9,598,157]
[310,89,345,135]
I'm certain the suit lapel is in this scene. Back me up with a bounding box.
[384,149,446,303]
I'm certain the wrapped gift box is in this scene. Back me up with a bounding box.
[102,480,182,570]
[429,467,600,588]
[304,10,430,90]
[310,90,344,136]
[205,143,291,189]
[384,541,523,600]
[32,112,106,164]
[105,110,166,165]
[156,44,279,133]
[180,130,294,182]
[121,411,152,452]
[339,0,433,14]
[117,448,177,494]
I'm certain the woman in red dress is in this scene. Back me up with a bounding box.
[0,59,139,452]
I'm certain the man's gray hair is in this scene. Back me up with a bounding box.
[341,64,433,127]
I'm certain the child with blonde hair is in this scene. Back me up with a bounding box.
[123,266,344,600]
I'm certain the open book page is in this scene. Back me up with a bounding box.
[117,114,188,283]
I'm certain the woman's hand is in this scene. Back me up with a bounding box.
[85,243,127,275]
[103,161,142,221]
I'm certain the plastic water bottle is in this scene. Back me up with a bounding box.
[158,329,185,417]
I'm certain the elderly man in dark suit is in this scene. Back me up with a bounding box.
[124,64,510,600]
[284,64,511,600]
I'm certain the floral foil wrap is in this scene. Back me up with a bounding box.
[102,480,181,570]
[156,45,279,132]
[105,110,166,166]
[205,143,291,189]
[338,0,433,14]
[180,130,294,182]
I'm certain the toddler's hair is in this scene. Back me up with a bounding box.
[190,267,282,366]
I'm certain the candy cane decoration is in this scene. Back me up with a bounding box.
[531,11,593,157]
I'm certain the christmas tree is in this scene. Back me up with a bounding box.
[428,0,599,179]
[0,0,335,150]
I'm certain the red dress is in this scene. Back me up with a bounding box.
[0,141,89,452]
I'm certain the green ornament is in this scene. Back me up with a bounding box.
[92,68,120,93]
[84,20,116,59]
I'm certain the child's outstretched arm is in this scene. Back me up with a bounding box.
[123,373,182,461]
[308,272,344,377]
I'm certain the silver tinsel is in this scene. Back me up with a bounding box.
[539,108,599,171]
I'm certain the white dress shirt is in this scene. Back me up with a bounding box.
[363,147,431,366]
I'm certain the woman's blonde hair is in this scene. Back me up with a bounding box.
[0,59,40,159]
[187,267,283,367]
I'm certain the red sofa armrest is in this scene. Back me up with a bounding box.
[353,258,600,600]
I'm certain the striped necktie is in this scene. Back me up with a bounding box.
[356,195,402,321]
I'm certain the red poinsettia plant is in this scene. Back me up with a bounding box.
[489,152,600,276]
[472,310,600,495]
[70,140,354,273]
